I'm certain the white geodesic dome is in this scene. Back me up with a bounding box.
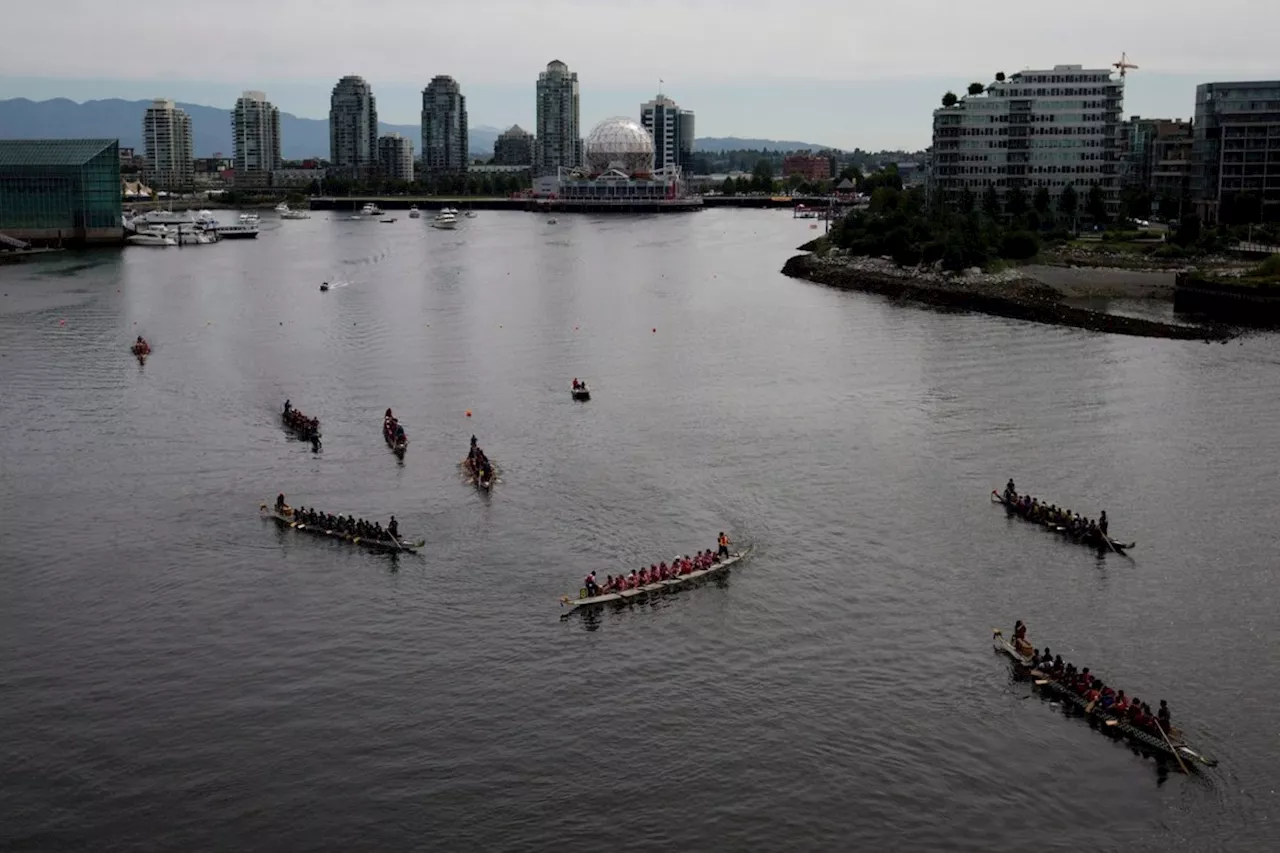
[585,117,655,175]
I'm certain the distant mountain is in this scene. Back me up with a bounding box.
[694,136,837,153]
[0,98,501,159]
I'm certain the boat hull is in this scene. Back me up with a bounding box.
[991,490,1132,553]
[261,506,422,553]
[992,630,1217,768]
[561,547,752,612]
[571,388,590,401]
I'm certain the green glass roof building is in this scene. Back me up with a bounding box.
[0,139,123,246]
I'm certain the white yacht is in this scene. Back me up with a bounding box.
[464,210,478,219]
[127,225,177,246]
[136,208,195,226]
[239,212,261,224]
[408,205,421,218]
[274,202,290,212]
[359,203,383,216]
[430,212,458,230]
[280,208,311,220]
[441,206,458,215]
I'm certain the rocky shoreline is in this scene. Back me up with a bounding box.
[781,251,1232,341]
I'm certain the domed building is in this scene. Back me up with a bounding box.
[531,118,700,212]
[584,117,654,177]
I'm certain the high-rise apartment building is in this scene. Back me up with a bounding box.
[1192,81,1280,224]
[377,133,414,183]
[143,98,194,189]
[640,94,695,172]
[420,75,468,173]
[232,90,281,188]
[534,60,582,176]
[330,75,379,178]
[493,125,534,166]
[930,64,1125,216]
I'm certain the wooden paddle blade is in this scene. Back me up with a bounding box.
[1105,719,1120,726]
[1034,679,1049,685]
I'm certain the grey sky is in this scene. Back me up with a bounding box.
[3,0,1278,149]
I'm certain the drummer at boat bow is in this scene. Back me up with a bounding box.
[718,532,730,557]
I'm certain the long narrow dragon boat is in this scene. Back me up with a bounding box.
[991,490,1133,553]
[992,629,1216,769]
[260,505,423,553]
[560,547,752,614]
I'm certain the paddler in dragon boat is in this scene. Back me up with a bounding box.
[587,546,726,594]
[1018,634,1179,741]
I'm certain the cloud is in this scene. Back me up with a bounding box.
[4,0,1278,87]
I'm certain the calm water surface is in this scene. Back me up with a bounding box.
[1,209,1277,852]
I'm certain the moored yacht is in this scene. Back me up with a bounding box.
[408,205,421,218]
[359,203,383,216]
[430,211,458,230]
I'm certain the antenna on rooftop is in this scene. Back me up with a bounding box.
[1113,52,1138,78]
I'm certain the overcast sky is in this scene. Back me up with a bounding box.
[2,0,1277,149]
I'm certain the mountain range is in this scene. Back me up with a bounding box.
[0,98,836,160]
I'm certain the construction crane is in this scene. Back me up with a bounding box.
[1113,52,1138,78]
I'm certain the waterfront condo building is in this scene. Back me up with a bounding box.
[1121,116,1193,215]
[534,60,582,176]
[143,99,193,190]
[420,75,468,173]
[640,94,695,172]
[1192,81,1280,224]
[930,65,1124,216]
[232,91,281,188]
[377,133,414,183]
[493,125,534,166]
[330,75,379,179]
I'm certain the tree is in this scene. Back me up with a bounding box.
[721,176,736,195]
[752,159,774,192]
[982,185,1001,219]
[995,71,1006,82]
[958,187,976,214]
[787,173,804,191]
[1059,184,1078,219]
[1005,184,1028,217]
[1086,184,1107,223]
[838,165,864,185]
[1033,187,1052,216]
[968,82,985,96]
[942,91,959,108]
[1173,214,1201,247]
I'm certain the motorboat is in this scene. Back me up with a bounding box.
[547,217,558,224]
[239,212,261,224]
[408,205,421,218]
[359,203,383,216]
[280,209,311,220]
[431,212,457,230]
[127,227,177,246]
[380,217,397,223]
[274,202,290,212]
[441,206,458,215]
[319,282,330,292]
[464,210,478,219]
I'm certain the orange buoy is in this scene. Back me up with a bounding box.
[465,410,472,418]
[652,328,656,333]
[59,319,66,325]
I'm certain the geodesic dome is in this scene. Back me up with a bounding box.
[585,117,655,175]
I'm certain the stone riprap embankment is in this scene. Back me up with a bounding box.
[781,251,1231,341]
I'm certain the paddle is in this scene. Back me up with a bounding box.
[384,527,406,554]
